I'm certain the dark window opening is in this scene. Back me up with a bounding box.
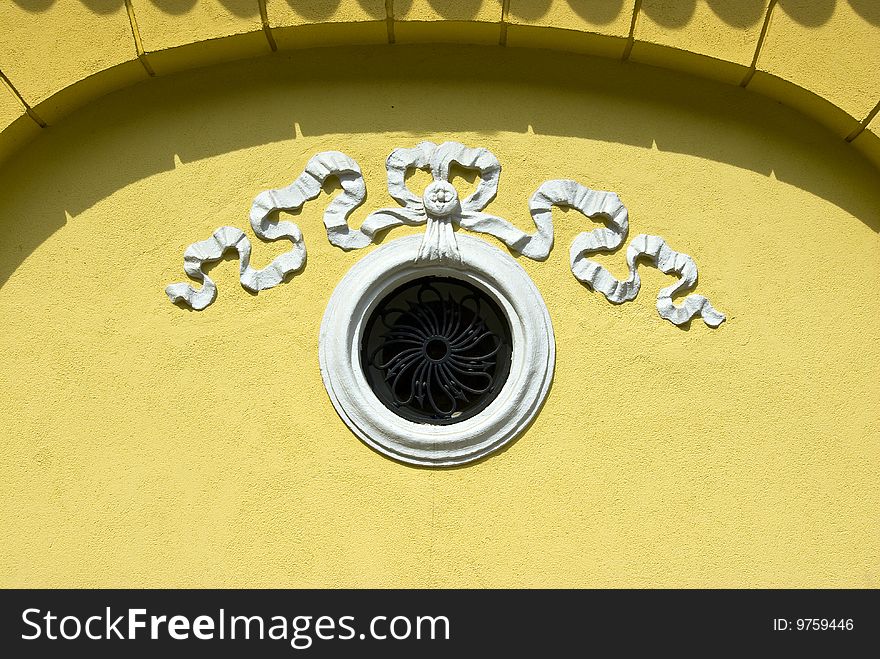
[361,276,512,425]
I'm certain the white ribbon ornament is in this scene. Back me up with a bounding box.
[533,179,726,328]
[166,143,725,327]
[166,151,367,310]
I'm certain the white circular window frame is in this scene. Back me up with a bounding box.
[319,233,555,467]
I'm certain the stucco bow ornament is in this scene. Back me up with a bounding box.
[363,141,551,263]
[166,141,725,327]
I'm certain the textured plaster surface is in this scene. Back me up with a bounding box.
[755,0,880,123]
[131,0,268,74]
[868,112,879,137]
[0,1,878,167]
[0,46,877,588]
[0,80,38,162]
[0,0,144,120]
[507,0,634,34]
[506,0,633,57]
[266,0,387,48]
[267,0,386,25]
[852,113,880,170]
[633,0,770,67]
[631,0,771,84]
[131,0,263,48]
[395,0,502,23]
[393,0,503,43]
[0,79,26,133]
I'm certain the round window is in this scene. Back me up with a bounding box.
[319,233,555,466]
[361,277,512,425]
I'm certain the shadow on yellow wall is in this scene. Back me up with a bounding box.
[1,44,876,292]
[0,43,878,588]
[9,0,880,27]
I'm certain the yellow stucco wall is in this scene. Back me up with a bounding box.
[1,2,879,166]
[0,42,877,587]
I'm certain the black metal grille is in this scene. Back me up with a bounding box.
[361,277,512,425]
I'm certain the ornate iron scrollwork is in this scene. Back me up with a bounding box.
[362,277,512,425]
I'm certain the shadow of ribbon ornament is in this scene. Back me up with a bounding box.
[167,141,725,327]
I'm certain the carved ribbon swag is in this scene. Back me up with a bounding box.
[166,141,725,327]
